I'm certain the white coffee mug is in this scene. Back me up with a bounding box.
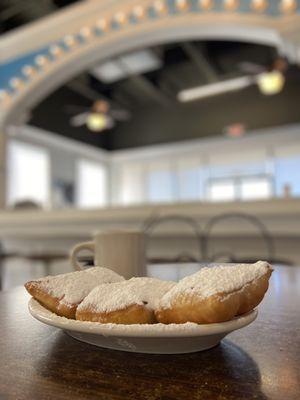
[70,230,146,279]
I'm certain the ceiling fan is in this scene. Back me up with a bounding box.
[238,56,288,95]
[64,79,131,132]
[67,99,131,132]
[238,56,288,75]
[178,57,289,102]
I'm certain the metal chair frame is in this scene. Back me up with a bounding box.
[202,212,275,262]
[143,214,204,263]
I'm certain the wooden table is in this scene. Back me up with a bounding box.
[0,265,299,400]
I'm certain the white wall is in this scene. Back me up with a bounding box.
[6,122,300,208]
[7,125,109,208]
[110,123,300,205]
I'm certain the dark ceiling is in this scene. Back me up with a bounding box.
[29,39,300,150]
[0,0,81,34]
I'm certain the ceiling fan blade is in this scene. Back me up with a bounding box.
[105,116,115,129]
[64,104,90,114]
[238,62,265,74]
[110,108,131,121]
[70,112,89,127]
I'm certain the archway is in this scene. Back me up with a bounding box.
[1,0,300,128]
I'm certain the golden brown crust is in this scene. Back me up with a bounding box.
[236,268,272,315]
[25,267,272,324]
[76,304,156,324]
[155,269,272,324]
[25,281,78,319]
[155,292,240,324]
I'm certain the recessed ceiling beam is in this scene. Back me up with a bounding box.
[181,42,218,83]
[66,79,130,111]
[127,75,172,108]
[0,0,54,21]
[116,56,172,108]
[66,80,102,102]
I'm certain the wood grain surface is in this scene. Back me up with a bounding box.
[0,265,299,400]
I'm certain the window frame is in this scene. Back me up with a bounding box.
[6,139,51,207]
[206,173,274,202]
[75,158,108,209]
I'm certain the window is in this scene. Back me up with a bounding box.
[275,156,300,197]
[178,167,200,201]
[119,163,145,205]
[7,140,50,207]
[76,159,107,208]
[147,169,176,203]
[113,138,300,205]
[207,158,272,201]
[240,178,272,200]
[207,176,272,202]
[208,179,236,202]
[210,161,267,179]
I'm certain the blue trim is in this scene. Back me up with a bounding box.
[167,0,178,14]
[214,0,226,12]
[77,33,88,45]
[94,26,105,36]
[268,0,282,17]
[0,46,50,91]
[239,0,256,14]
[58,38,75,53]
[190,0,200,12]
[111,19,122,30]
[148,5,160,19]
[129,13,139,24]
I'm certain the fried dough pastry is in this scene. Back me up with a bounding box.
[155,261,272,324]
[25,267,125,319]
[76,277,175,324]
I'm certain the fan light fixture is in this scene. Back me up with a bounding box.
[86,113,107,132]
[257,70,285,95]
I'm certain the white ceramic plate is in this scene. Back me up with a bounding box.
[28,299,257,354]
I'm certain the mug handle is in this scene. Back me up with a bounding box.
[70,241,95,271]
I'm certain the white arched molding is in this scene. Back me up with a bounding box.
[1,4,300,129]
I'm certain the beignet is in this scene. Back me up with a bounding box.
[76,277,175,324]
[25,267,124,319]
[155,261,272,324]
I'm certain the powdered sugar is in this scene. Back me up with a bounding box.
[159,261,271,309]
[37,267,124,305]
[77,277,175,313]
[30,297,257,337]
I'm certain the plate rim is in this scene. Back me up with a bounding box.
[28,298,258,338]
